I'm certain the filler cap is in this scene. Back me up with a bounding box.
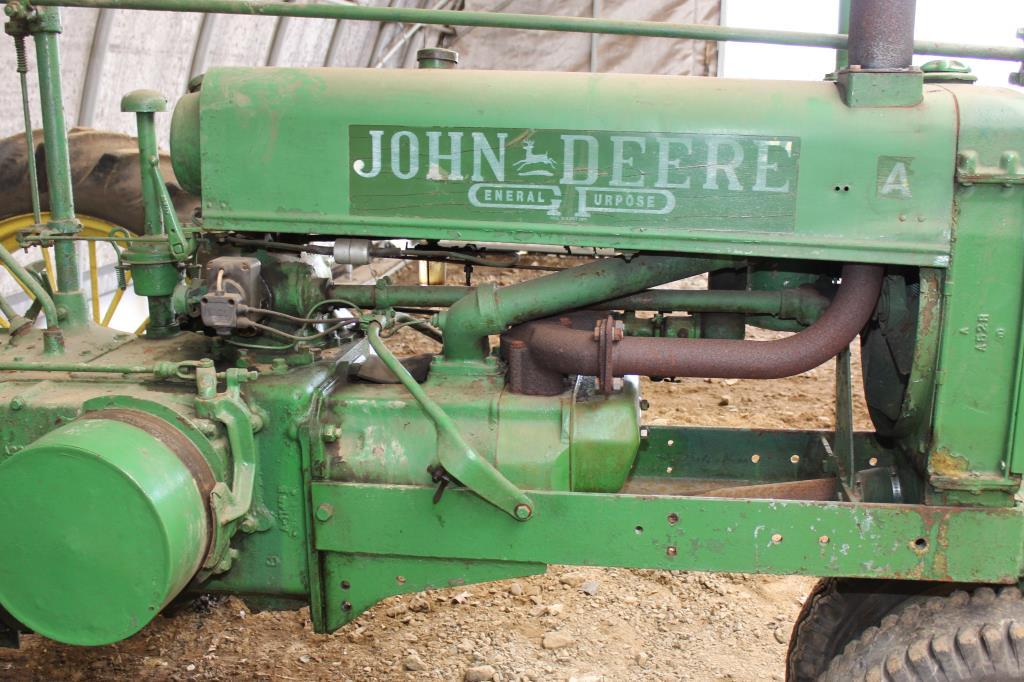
[417,47,459,69]
[921,59,977,83]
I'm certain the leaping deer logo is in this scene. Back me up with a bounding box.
[513,140,557,177]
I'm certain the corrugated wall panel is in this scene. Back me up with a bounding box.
[455,0,719,75]
[1,1,720,143]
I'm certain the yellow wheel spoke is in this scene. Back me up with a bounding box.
[40,247,56,291]
[1,212,132,330]
[101,271,132,327]
[88,241,101,323]
[0,316,9,329]
[9,271,35,300]
[134,317,150,336]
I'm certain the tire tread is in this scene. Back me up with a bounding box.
[822,587,1024,682]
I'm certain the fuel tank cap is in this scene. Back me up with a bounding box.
[921,59,977,83]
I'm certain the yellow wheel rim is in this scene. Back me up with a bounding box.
[0,213,136,331]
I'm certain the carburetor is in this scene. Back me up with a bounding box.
[200,256,263,335]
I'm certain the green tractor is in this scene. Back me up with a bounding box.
[2,1,1024,679]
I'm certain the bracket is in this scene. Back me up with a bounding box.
[193,362,262,573]
[835,66,923,107]
[364,320,534,521]
[147,155,195,261]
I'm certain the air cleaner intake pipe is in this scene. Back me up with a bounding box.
[513,264,882,388]
[438,255,730,361]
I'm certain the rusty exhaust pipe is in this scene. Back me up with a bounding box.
[847,0,917,70]
[514,264,882,389]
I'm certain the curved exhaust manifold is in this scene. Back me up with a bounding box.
[505,264,884,395]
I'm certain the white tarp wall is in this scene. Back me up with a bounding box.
[455,0,718,75]
[0,0,720,145]
[0,0,445,145]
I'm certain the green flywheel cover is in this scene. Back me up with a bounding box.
[0,416,208,645]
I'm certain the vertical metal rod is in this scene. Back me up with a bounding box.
[323,16,344,66]
[77,8,114,127]
[188,11,217,81]
[265,1,292,66]
[589,0,600,72]
[135,114,164,236]
[87,240,100,322]
[265,18,288,65]
[32,8,82,297]
[374,0,452,69]
[321,0,362,65]
[363,0,397,67]
[41,247,56,289]
[834,346,855,492]
[14,36,42,225]
[715,0,727,77]
[835,0,850,71]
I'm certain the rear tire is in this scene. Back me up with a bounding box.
[0,127,197,230]
[787,578,948,681]
[821,586,1024,681]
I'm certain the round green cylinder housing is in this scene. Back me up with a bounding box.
[170,91,201,196]
[0,413,210,645]
[125,250,181,297]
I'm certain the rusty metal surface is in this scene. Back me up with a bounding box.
[515,263,883,383]
[82,408,216,500]
[700,477,838,501]
[847,0,917,69]
[621,476,838,501]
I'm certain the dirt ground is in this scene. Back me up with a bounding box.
[1,258,873,681]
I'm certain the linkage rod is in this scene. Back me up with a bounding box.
[25,0,1024,63]
[12,35,42,225]
[0,362,153,373]
[0,244,62,352]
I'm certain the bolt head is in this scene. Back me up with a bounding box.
[315,503,334,522]
[194,419,218,437]
[9,397,24,411]
[514,503,532,520]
